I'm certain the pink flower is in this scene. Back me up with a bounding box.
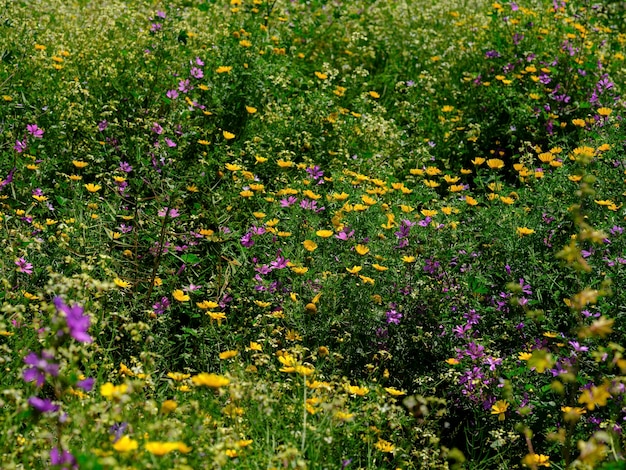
[14,139,27,153]
[15,257,33,274]
[27,124,44,138]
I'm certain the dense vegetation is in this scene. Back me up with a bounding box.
[1,0,625,468]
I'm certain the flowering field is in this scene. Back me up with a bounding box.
[1,0,625,468]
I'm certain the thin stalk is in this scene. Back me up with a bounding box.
[145,210,169,306]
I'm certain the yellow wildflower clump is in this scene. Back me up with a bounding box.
[191,372,230,388]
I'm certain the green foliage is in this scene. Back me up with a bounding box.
[1,0,626,468]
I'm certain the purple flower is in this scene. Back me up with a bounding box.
[335,227,355,241]
[14,139,27,153]
[306,165,324,182]
[484,356,502,371]
[23,351,59,387]
[157,207,180,218]
[152,122,163,135]
[119,161,133,173]
[50,447,77,469]
[150,23,162,33]
[240,232,254,248]
[195,56,204,66]
[164,138,177,148]
[152,297,170,315]
[29,396,60,413]
[27,124,44,138]
[156,10,166,19]
[190,67,204,79]
[453,323,472,338]
[280,196,298,207]
[98,120,109,131]
[53,297,92,343]
[15,257,33,275]
[109,422,129,443]
[385,306,402,325]
[77,377,95,391]
[0,167,15,191]
[166,89,179,100]
[270,254,289,270]
[178,79,192,93]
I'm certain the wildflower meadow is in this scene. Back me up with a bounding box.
[1,0,626,468]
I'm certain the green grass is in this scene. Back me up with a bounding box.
[1,0,625,468]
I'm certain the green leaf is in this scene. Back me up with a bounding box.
[181,253,201,265]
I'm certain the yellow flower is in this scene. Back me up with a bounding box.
[72,160,88,168]
[562,406,586,422]
[597,107,612,117]
[361,195,377,205]
[402,256,416,263]
[487,158,504,169]
[100,382,128,400]
[225,163,241,171]
[334,411,355,421]
[197,300,219,309]
[223,130,236,140]
[375,439,395,453]
[522,453,551,468]
[303,240,318,252]
[518,352,533,361]
[249,341,263,351]
[372,263,388,272]
[491,400,509,421]
[423,179,440,188]
[346,265,363,274]
[472,157,486,166]
[245,105,257,114]
[219,350,238,360]
[84,183,101,193]
[314,71,328,80]
[384,387,406,396]
[277,159,294,168]
[145,441,186,456]
[345,384,369,396]
[572,118,586,127]
[113,435,139,452]
[465,196,478,206]
[167,372,190,381]
[191,372,230,388]
[172,289,190,302]
[291,266,309,275]
[114,278,131,289]
[207,311,227,325]
[368,91,380,99]
[238,439,253,448]
[216,66,232,73]
[446,358,459,365]
[316,229,333,238]
[516,227,535,237]
[441,105,454,113]
[355,244,370,255]
[578,382,611,410]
